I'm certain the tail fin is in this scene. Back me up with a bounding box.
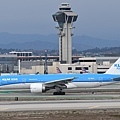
[81,67,87,74]
[56,67,62,73]
[80,67,88,74]
[105,58,120,75]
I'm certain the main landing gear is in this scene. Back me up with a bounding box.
[53,86,65,95]
[53,92,65,95]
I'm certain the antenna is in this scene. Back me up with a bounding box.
[65,0,67,2]
[62,0,68,3]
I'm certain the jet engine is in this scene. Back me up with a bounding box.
[30,83,46,93]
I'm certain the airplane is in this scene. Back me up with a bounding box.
[56,67,62,73]
[81,67,88,74]
[0,58,120,95]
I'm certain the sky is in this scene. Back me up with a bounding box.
[0,0,120,40]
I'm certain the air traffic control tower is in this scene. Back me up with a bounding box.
[52,3,78,64]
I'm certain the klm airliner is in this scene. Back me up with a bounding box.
[0,58,120,95]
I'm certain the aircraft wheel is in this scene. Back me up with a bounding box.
[53,92,57,95]
[61,92,65,95]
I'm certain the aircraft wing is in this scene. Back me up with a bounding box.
[44,77,76,86]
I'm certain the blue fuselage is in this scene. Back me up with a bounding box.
[0,73,119,86]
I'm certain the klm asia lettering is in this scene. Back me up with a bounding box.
[114,64,120,69]
[2,78,18,81]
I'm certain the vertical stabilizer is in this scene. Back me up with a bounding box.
[81,67,88,74]
[56,67,62,73]
[105,58,120,75]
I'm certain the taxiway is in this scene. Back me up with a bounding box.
[0,99,120,111]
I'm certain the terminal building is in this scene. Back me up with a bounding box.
[0,52,119,74]
[9,51,33,57]
[0,54,18,74]
[20,56,119,74]
[3,51,117,74]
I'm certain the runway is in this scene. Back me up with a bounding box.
[1,85,120,112]
[0,99,120,111]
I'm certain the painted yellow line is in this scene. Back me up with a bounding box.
[89,106,99,109]
[0,108,8,111]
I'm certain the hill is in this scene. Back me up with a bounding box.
[0,32,120,50]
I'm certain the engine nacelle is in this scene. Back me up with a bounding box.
[30,83,46,93]
[65,83,77,89]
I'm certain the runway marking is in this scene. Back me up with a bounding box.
[0,108,8,111]
[89,106,99,109]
